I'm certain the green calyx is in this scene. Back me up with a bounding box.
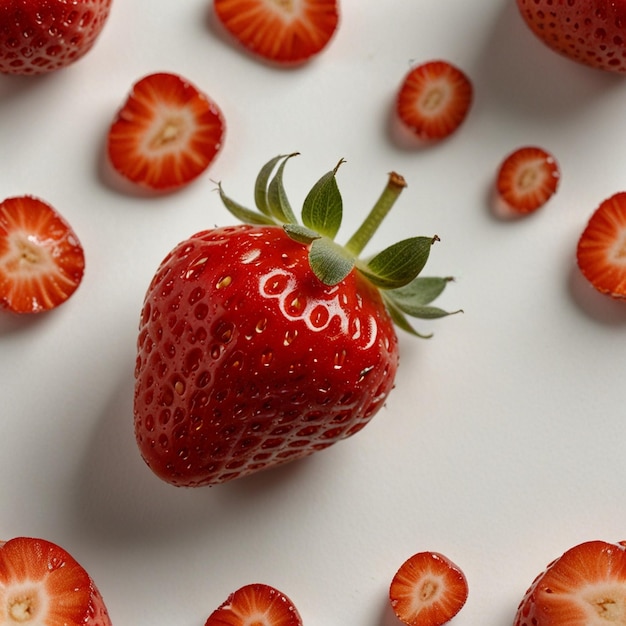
[217,153,460,338]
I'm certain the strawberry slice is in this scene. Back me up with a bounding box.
[395,60,473,142]
[204,583,302,626]
[213,0,339,65]
[495,146,560,214]
[514,540,626,626]
[576,192,626,299]
[107,72,225,191]
[0,536,111,626]
[0,196,85,314]
[389,551,469,626]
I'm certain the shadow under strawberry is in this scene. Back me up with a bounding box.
[474,0,624,122]
[70,364,321,547]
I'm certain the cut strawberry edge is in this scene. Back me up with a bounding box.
[514,540,626,626]
[107,72,225,191]
[213,0,339,65]
[389,551,469,626]
[577,192,626,299]
[495,146,560,215]
[0,195,85,314]
[204,583,303,626]
[395,60,473,143]
[0,537,112,626]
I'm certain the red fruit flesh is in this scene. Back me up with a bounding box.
[389,551,469,626]
[0,196,85,314]
[516,0,626,73]
[0,537,112,626]
[205,583,302,626]
[495,146,560,214]
[0,0,112,75]
[395,60,473,142]
[213,0,339,64]
[107,72,225,191]
[514,540,626,626]
[133,224,399,487]
[577,192,626,299]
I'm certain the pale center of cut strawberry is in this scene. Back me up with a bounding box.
[615,236,626,261]
[7,587,42,623]
[5,236,46,274]
[418,578,439,602]
[517,166,539,191]
[149,116,187,151]
[270,0,295,14]
[583,587,626,621]
[422,87,446,114]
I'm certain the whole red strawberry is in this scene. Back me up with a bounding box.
[516,0,626,73]
[134,154,458,487]
[0,0,112,75]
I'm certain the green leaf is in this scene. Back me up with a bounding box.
[309,237,355,286]
[254,154,290,217]
[360,236,436,290]
[283,223,321,244]
[383,297,433,338]
[218,183,276,226]
[267,153,298,224]
[301,159,344,239]
[387,276,453,309]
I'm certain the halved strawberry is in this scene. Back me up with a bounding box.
[495,146,560,214]
[107,72,225,191]
[395,60,473,142]
[0,536,111,626]
[576,192,626,299]
[389,551,469,626]
[213,0,339,65]
[204,583,302,626]
[514,540,626,626]
[0,195,85,314]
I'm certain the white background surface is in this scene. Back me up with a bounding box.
[2,1,626,625]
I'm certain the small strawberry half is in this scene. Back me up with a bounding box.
[205,583,302,626]
[495,146,560,215]
[0,0,112,75]
[576,192,626,299]
[514,540,626,626]
[0,536,111,626]
[395,60,473,142]
[107,72,225,191]
[389,551,469,626]
[0,195,85,314]
[213,0,339,65]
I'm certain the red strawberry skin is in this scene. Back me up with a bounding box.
[0,0,112,75]
[516,0,626,73]
[134,224,399,487]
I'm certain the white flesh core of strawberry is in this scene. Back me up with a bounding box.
[144,107,196,156]
[577,582,626,622]
[3,229,77,310]
[407,572,446,613]
[2,582,49,623]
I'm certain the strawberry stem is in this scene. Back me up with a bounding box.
[344,172,407,257]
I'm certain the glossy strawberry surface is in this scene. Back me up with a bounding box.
[516,0,626,73]
[134,225,399,487]
[0,0,112,75]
